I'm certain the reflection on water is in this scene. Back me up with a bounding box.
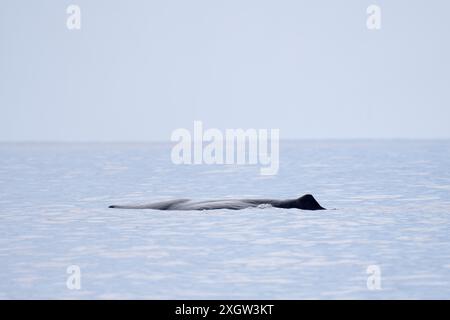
[0,141,450,299]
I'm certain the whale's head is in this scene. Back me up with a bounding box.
[296,194,325,210]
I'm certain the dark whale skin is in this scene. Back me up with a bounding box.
[109,194,325,211]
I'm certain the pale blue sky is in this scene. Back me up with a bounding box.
[1,0,449,141]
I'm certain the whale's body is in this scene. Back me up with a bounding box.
[109,194,325,211]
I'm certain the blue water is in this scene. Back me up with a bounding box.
[1,141,450,299]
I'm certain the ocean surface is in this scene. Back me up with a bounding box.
[1,141,450,299]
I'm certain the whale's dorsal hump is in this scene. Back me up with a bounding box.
[297,194,326,210]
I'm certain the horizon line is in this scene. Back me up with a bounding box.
[1,138,450,144]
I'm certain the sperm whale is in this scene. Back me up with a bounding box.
[109,194,325,211]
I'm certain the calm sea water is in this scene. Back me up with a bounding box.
[1,141,450,299]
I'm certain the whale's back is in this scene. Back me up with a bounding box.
[109,194,326,211]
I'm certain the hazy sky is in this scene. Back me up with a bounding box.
[1,0,449,141]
